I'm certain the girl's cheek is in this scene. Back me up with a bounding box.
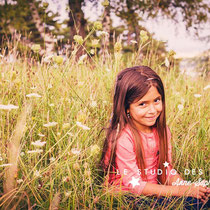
[157,103,163,111]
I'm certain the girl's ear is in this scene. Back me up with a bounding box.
[126,109,130,118]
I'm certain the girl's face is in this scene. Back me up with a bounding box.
[127,86,163,133]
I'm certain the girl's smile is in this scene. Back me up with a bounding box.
[127,86,163,133]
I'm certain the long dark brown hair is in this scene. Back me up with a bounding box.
[100,66,169,184]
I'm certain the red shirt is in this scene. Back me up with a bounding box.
[104,125,175,195]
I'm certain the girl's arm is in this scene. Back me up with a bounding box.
[142,182,208,200]
[166,169,183,185]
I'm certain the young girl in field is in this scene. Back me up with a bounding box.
[100,66,209,209]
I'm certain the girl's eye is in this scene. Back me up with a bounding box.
[139,103,146,107]
[154,98,161,103]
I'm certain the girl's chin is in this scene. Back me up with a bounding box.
[144,120,157,126]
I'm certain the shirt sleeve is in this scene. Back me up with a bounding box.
[115,131,147,195]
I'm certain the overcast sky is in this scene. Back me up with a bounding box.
[49,0,210,58]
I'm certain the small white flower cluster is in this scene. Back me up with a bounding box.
[177,97,185,111]
[31,140,46,147]
[97,31,109,36]
[27,149,43,154]
[38,133,45,137]
[43,122,58,127]
[76,121,90,130]
[194,94,202,98]
[26,93,41,98]
[34,170,41,177]
[0,163,12,167]
[165,57,170,68]
[203,85,210,91]
[71,148,81,155]
[78,54,87,65]
[0,104,19,111]
[0,154,3,161]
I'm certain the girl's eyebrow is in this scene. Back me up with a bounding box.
[137,96,161,103]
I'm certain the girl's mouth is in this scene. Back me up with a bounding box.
[145,116,157,121]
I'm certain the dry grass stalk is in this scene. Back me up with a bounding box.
[3,103,32,195]
[49,192,61,210]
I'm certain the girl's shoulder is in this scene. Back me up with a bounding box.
[117,125,135,145]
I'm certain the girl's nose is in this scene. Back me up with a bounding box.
[148,104,156,114]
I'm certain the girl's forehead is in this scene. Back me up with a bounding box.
[134,86,161,102]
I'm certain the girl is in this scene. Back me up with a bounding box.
[100,66,209,209]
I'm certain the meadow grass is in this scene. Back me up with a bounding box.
[0,40,209,209]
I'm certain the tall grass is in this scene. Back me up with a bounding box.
[0,36,209,209]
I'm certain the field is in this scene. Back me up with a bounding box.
[0,40,209,209]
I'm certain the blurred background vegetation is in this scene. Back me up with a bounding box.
[0,0,209,76]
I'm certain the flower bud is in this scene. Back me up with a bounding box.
[73,35,84,45]
[168,50,176,57]
[114,42,122,52]
[31,44,41,53]
[140,30,149,43]
[53,56,63,65]
[94,21,102,30]
[90,144,100,156]
[101,0,109,6]
[91,39,99,48]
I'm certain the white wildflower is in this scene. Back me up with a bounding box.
[63,123,70,129]
[48,84,53,89]
[103,100,108,104]
[177,104,184,111]
[78,81,84,87]
[65,191,71,197]
[61,24,67,29]
[49,103,55,107]
[34,170,41,177]
[0,156,2,161]
[43,122,58,127]
[71,148,81,155]
[90,144,100,156]
[38,133,45,137]
[203,85,210,91]
[90,100,97,108]
[43,55,53,63]
[97,31,109,36]
[31,140,46,147]
[27,149,43,154]
[0,104,19,110]
[20,152,25,156]
[130,40,137,44]
[165,57,170,68]
[76,121,90,130]
[106,68,111,72]
[194,94,202,98]
[90,49,95,55]
[17,179,23,184]
[0,163,12,167]
[63,176,69,182]
[49,157,56,162]
[26,93,41,98]
[67,132,74,136]
[180,98,185,104]
[79,54,87,62]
